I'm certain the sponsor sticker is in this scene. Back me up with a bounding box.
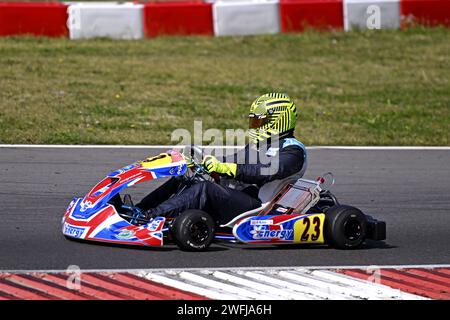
[250,225,293,240]
[115,229,135,240]
[276,207,288,213]
[63,223,86,238]
[250,219,273,226]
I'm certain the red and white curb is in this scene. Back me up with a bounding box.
[1,265,449,300]
[0,271,205,300]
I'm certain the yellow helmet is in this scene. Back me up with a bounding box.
[248,93,298,143]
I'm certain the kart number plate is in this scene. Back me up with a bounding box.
[293,214,325,243]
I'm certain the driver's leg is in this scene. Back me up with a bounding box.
[204,183,262,224]
[136,176,182,211]
[145,181,261,224]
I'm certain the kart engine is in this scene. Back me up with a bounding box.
[264,178,322,215]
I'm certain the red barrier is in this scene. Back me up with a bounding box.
[280,0,343,32]
[401,0,450,27]
[0,2,68,37]
[143,2,213,37]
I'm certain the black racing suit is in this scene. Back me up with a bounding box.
[136,136,307,225]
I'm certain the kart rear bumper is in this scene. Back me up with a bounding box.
[366,216,386,241]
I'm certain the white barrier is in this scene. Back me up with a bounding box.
[213,0,280,36]
[67,2,144,40]
[344,0,400,31]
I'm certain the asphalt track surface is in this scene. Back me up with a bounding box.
[0,147,449,271]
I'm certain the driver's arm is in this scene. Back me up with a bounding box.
[203,146,305,186]
[235,146,305,186]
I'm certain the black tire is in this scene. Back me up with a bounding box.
[171,209,215,252]
[324,205,367,249]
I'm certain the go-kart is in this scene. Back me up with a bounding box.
[61,146,386,251]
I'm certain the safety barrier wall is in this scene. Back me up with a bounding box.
[143,2,213,37]
[343,0,400,31]
[280,0,344,32]
[401,0,450,27]
[67,2,144,39]
[0,2,68,37]
[0,1,449,38]
[213,0,280,36]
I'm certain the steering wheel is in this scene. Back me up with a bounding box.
[181,145,220,183]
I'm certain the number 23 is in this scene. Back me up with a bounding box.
[301,217,321,241]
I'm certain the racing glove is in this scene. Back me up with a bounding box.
[202,155,237,178]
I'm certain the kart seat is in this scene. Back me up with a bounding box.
[220,166,307,228]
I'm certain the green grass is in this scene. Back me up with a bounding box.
[0,28,449,145]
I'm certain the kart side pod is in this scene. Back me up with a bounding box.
[233,178,326,245]
[233,213,326,245]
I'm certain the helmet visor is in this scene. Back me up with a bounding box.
[248,114,269,129]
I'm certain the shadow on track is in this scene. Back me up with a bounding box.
[361,240,396,250]
[216,240,395,251]
[63,235,229,252]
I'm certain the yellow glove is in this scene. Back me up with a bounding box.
[202,155,237,178]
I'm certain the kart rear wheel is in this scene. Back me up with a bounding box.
[324,205,367,249]
[171,209,215,252]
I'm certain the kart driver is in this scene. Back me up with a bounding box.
[136,93,307,225]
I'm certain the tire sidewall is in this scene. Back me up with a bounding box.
[172,210,215,251]
[325,205,367,249]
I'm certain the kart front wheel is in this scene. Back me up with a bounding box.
[171,209,215,252]
[324,205,367,249]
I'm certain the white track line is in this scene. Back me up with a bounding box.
[1,144,450,150]
[308,146,450,150]
[0,144,233,149]
[2,264,449,274]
